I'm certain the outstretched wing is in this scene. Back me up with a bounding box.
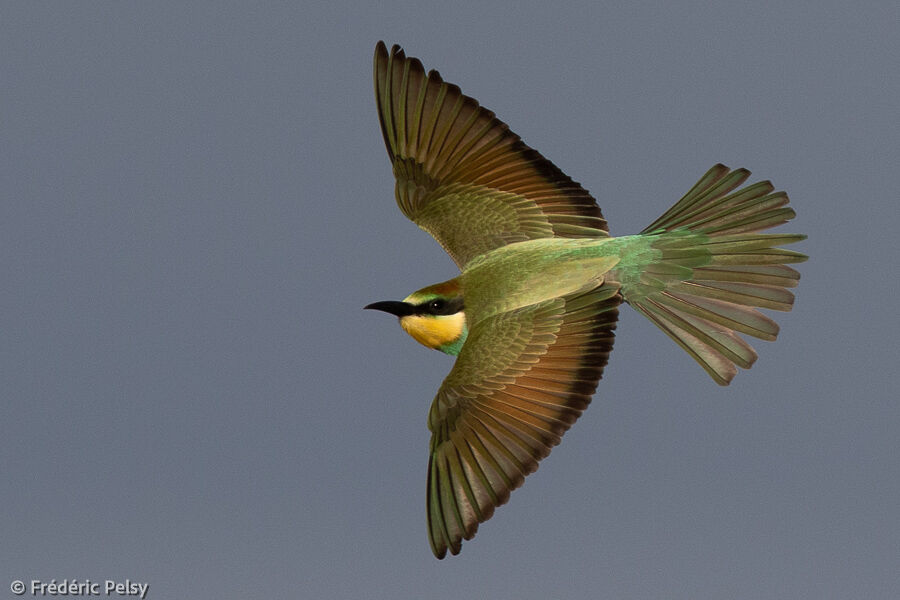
[374,42,608,268]
[425,286,621,558]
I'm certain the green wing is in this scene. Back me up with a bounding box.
[425,286,620,558]
[374,42,608,268]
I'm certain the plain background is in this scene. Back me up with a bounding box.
[2,2,898,599]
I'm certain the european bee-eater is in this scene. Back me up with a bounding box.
[365,42,806,559]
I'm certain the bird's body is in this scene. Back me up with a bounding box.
[366,42,807,558]
[455,238,621,321]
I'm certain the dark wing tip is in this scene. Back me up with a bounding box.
[374,41,405,62]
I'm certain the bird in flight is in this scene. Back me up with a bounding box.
[365,41,806,559]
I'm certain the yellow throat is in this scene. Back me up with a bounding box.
[400,312,466,350]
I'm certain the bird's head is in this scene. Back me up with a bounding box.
[365,280,467,356]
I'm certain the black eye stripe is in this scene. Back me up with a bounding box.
[415,297,464,316]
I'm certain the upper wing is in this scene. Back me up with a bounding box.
[374,42,608,268]
[425,285,621,558]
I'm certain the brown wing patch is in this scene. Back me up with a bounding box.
[425,286,621,558]
[374,42,608,267]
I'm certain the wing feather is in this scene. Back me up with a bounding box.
[375,42,607,267]
[425,287,620,558]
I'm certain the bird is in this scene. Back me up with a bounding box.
[365,41,807,559]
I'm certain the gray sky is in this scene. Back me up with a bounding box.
[2,2,898,599]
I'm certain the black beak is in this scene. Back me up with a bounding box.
[364,300,416,317]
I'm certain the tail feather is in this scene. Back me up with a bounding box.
[632,299,755,384]
[692,265,801,288]
[667,280,795,311]
[620,164,806,385]
[653,291,779,339]
[642,165,749,233]
[642,164,799,237]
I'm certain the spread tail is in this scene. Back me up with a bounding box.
[616,164,807,385]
